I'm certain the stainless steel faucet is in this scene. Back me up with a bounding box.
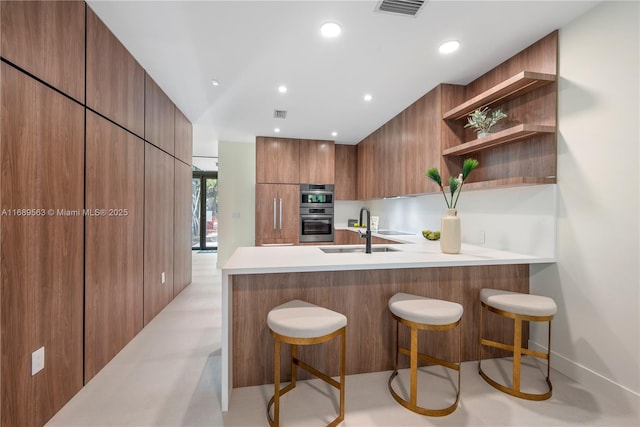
[359,207,372,254]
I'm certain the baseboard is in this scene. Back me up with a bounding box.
[529,339,640,408]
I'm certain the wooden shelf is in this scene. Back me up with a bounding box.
[443,124,555,156]
[443,71,556,120]
[445,176,556,192]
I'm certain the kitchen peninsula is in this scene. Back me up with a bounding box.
[220,231,555,411]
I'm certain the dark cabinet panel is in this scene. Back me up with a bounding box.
[144,144,175,325]
[174,107,193,165]
[145,74,175,155]
[86,7,144,137]
[1,63,84,427]
[256,137,300,184]
[255,184,299,245]
[0,1,85,102]
[174,159,193,296]
[299,140,335,184]
[334,145,357,200]
[84,111,144,383]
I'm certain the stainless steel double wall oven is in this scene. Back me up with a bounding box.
[299,184,334,243]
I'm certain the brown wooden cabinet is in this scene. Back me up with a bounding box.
[145,73,175,155]
[86,7,145,138]
[256,137,300,184]
[1,1,85,103]
[255,184,299,245]
[334,145,357,200]
[356,85,444,200]
[143,144,175,325]
[1,62,84,427]
[174,106,193,165]
[299,139,335,184]
[174,159,193,296]
[84,111,144,383]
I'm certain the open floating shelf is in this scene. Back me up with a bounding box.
[444,176,557,192]
[443,71,557,120]
[443,124,556,156]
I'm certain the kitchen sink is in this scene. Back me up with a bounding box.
[319,246,401,254]
[376,230,415,236]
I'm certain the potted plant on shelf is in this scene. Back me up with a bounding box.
[464,107,507,138]
[425,158,479,254]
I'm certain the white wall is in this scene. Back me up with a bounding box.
[530,0,639,402]
[217,141,256,269]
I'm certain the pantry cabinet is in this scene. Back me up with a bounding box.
[334,145,357,200]
[255,184,299,246]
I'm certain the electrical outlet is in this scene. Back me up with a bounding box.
[479,231,486,245]
[232,211,240,219]
[32,346,45,375]
[161,272,166,284]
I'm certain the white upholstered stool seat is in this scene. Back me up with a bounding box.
[387,292,463,417]
[267,299,347,339]
[389,292,463,325]
[267,300,346,427]
[480,289,557,317]
[479,288,556,401]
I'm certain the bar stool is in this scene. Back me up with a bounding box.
[266,300,347,427]
[388,292,463,416]
[479,288,557,400]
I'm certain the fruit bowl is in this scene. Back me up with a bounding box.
[422,230,441,241]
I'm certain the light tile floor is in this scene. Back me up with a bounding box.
[47,253,639,427]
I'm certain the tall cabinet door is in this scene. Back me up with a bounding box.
[174,159,193,296]
[1,62,84,427]
[84,111,144,383]
[255,184,299,245]
[143,144,175,325]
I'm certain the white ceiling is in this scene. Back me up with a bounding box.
[86,0,599,157]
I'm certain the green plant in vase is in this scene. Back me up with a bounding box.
[426,158,479,209]
[464,107,507,138]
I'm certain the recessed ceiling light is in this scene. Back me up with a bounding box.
[274,128,280,133]
[364,94,373,102]
[439,40,460,54]
[331,131,338,137]
[278,85,287,94]
[211,79,220,86]
[320,22,341,38]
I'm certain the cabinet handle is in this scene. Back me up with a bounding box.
[279,198,283,230]
[273,198,277,230]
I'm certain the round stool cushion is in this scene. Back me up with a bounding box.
[388,293,463,325]
[267,300,347,339]
[480,288,557,317]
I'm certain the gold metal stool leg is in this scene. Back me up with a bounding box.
[478,302,553,401]
[267,328,346,426]
[388,315,461,416]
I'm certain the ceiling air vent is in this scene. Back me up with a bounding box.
[273,109,287,119]
[377,0,425,17]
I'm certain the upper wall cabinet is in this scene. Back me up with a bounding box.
[356,85,443,200]
[440,31,558,190]
[86,7,145,138]
[299,139,335,184]
[174,107,193,165]
[145,74,175,155]
[0,1,85,103]
[335,145,357,200]
[256,137,300,184]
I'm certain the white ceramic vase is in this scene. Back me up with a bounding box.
[440,208,461,254]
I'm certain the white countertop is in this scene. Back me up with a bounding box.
[222,228,555,275]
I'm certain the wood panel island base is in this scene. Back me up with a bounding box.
[232,265,528,388]
[221,240,555,411]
